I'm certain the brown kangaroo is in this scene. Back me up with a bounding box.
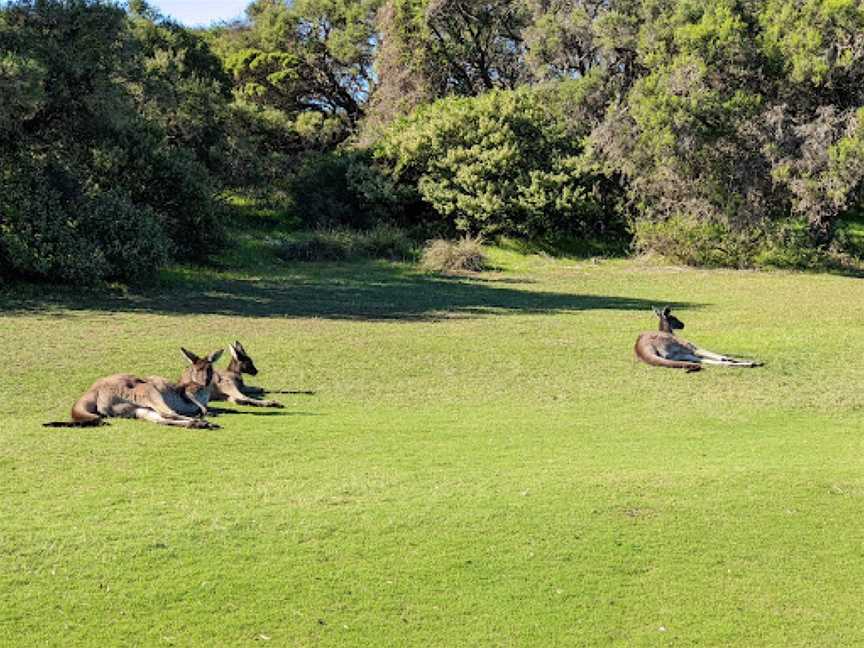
[634,306,762,371]
[208,341,284,408]
[44,348,224,428]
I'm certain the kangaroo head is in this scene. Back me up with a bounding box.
[228,340,258,376]
[180,348,224,388]
[653,306,685,333]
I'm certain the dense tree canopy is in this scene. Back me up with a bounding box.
[212,0,382,137]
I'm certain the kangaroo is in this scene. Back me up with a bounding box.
[208,341,284,408]
[634,306,762,371]
[44,349,224,428]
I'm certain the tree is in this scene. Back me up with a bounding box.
[365,0,531,132]
[590,0,864,247]
[215,0,382,136]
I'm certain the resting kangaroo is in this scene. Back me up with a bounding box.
[208,341,284,408]
[634,307,762,372]
[44,349,224,428]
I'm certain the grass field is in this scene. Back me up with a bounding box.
[3,241,864,646]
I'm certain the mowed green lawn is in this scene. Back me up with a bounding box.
[3,248,864,646]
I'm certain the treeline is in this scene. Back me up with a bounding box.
[2,0,864,283]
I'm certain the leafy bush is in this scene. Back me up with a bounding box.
[0,161,171,284]
[358,76,624,241]
[420,236,488,273]
[590,0,864,249]
[133,146,225,261]
[275,225,415,263]
[358,224,416,261]
[631,215,846,270]
[0,0,226,284]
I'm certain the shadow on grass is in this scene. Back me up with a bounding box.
[207,408,315,417]
[0,262,699,321]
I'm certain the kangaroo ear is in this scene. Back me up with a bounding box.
[652,306,662,317]
[234,340,245,353]
[663,306,672,316]
[228,343,239,361]
[181,348,199,364]
[207,349,224,364]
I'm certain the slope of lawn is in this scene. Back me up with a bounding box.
[3,237,864,646]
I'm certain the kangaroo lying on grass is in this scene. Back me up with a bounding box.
[44,349,223,428]
[208,341,284,408]
[634,306,763,372]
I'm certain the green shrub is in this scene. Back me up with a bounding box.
[631,215,834,270]
[420,236,488,273]
[0,162,171,284]
[0,0,227,284]
[360,77,624,241]
[135,146,225,261]
[358,224,416,261]
[632,216,754,268]
[285,151,372,230]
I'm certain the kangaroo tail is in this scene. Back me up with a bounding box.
[43,395,107,428]
[634,343,702,372]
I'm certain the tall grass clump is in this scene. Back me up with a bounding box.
[420,236,488,273]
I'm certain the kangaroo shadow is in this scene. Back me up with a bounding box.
[1,262,701,321]
[206,408,318,417]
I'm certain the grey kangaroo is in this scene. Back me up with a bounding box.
[44,349,223,428]
[208,341,284,408]
[634,306,762,372]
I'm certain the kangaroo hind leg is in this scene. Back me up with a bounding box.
[112,402,220,429]
[694,348,762,367]
[135,407,220,429]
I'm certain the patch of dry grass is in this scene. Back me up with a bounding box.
[420,235,487,273]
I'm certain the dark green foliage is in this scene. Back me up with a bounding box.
[136,146,225,259]
[591,0,864,255]
[284,151,373,229]
[0,158,170,284]
[630,214,862,271]
[0,0,226,283]
[4,0,864,279]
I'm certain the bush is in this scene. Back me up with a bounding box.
[0,0,227,284]
[134,146,225,261]
[358,76,625,241]
[631,215,842,270]
[0,161,171,284]
[420,236,488,273]
[275,225,416,263]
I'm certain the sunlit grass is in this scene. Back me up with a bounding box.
[3,247,864,646]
